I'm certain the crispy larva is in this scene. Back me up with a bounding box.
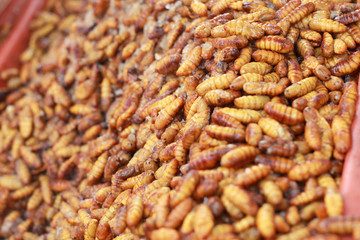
[0,0,359,238]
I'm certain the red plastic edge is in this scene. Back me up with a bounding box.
[0,0,26,26]
[341,76,360,216]
[0,0,46,89]
[337,74,360,240]
[0,0,12,16]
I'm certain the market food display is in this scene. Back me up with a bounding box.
[0,0,359,239]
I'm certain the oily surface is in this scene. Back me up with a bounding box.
[0,0,360,239]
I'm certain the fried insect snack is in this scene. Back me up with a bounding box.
[0,0,360,239]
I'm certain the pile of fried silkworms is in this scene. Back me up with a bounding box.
[1,0,360,239]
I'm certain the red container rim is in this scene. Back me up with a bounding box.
[0,0,12,15]
[0,0,46,89]
[341,77,360,215]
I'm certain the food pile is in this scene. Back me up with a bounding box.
[0,0,360,239]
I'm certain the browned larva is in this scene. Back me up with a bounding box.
[287,59,303,84]
[255,36,294,53]
[322,32,334,58]
[251,21,282,35]
[264,102,304,125]
[281,2,315,24]
[288,159,332,181]
[296,39,315,57]
[155,54,182,74]
[275,59,288,77]
[275,0,301,19]
[334,9,360,24]
[331,50,360,76]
